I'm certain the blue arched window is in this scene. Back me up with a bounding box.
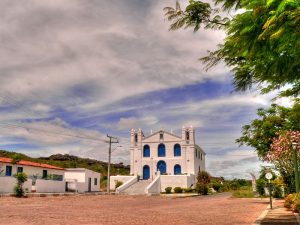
[158,143,166,157]
[143,145,150,157]
[174,164,181,175]
[174,144,181,157]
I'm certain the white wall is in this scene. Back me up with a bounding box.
[85,169,100,192]
[65,169,100,192]
[35,179,65,193]
[110,175,134,190]
[65,180,86,193]
[160,175,196,191]
[0,176,32,194]
[65,171,85,182]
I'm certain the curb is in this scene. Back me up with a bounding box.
[253,199,300,225]
[252,202,271,225]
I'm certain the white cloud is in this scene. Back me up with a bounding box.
[117,116,159,130]
[0,0,282,178]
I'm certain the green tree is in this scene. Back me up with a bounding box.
[164,0,300,97]
[237,100,300,159]
[237,100,300,193]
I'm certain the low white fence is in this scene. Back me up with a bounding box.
[0,176,32,194]
[160,174,196,191]
[35,179,66,193]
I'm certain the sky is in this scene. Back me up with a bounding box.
[0,0,292,179]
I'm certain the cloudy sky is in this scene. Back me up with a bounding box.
[0,0,290,179]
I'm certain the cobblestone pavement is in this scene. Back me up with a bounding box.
[0,193,268,225]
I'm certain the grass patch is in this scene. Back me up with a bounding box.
[232,186,254,198]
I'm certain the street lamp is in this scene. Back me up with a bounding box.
[292,141,299,193]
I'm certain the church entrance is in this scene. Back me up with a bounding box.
[157,160,166,174]
[143,165,150,180]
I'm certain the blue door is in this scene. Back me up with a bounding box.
[157,160,166,174]
[143,165,150,180]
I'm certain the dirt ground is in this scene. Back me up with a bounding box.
[0,193,268,225]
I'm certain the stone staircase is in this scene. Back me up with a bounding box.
[120,180,152,195]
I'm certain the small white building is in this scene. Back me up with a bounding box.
[65,168,100,193]
[0,157,65,193]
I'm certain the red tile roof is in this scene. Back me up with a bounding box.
[0,157,64,170]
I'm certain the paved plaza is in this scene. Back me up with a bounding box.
[0,193,269,225]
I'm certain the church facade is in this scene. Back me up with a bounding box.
[130,126,205,180]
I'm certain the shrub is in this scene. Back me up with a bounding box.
[165,187,172,194]
[272,177,284,198]
[229,182,239,191]
[174,187,183,193]
[256,179,266,196]
[196,183,208,195]
[273,186,282,198]
[197,171,211,185]
[212,182,222,192]
[284,194,294,209]
[284,193,300,212]
[14,172,28,197]
[183,188,193,193]
[115,180,123,189]
[292,198,300,213]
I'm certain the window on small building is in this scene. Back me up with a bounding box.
[143,145,150,157]
[174,144,181,157]
[42,170,48,179]
[17,167,23,173]
[94,178,97,185]
[158,143,166,157]
[5,165,12,176]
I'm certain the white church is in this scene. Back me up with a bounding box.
[110,126,206,194]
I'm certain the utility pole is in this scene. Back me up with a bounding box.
[106,134,118,194]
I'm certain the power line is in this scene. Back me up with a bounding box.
[0,92,106,143]
[0,123,107,143]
